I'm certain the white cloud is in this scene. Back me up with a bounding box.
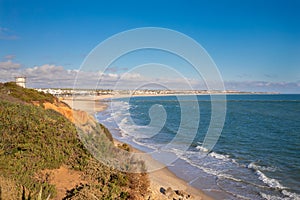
[106,73,120,79]
[121,72,142,80]
[0,60,21,70]
[23,64,78,88]
[0,59,22,82]
[25,64,65,75]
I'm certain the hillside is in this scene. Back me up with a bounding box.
[0,82,149,200]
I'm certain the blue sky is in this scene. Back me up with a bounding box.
[0,0,299,92]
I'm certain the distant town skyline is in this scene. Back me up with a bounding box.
[0,0,299,93]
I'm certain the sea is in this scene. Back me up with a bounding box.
[96,94,300,200]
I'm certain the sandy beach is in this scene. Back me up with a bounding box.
[63,95,213,200]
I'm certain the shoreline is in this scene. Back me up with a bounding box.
[63,94,214,200]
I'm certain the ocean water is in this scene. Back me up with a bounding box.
[96,94,300,200]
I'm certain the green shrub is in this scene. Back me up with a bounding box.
[0,100,89,198]
[117,143,131,152]
[1,82,55,104]
[99,123,114,142]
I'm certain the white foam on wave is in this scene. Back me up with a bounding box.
[260,192,285,200]
[120,117,128,124]
[260,190,300,200]
[256,170,285,190]
[248,161,299,199]
[168,148,238,179]
[248,162,277,172]
[209,152,230,161]
[282,190,300,200]
[218,173,244,183]
[195,144,233,163]
[110,110,130,119]
[170,150,221,177]
[131,138,157,150]
[195,145,209,152]
[195,144,232,162]
[110,101,130,113]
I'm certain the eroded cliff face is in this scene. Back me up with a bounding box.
[43,102,95,124]
[43,102,75,123]
[45,101,103,135]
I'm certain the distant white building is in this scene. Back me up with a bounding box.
[15,76,26,88]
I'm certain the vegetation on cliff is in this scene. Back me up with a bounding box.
[0,82,54,104]
[0,82,149,199]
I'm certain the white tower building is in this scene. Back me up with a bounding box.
[15,76,26,88]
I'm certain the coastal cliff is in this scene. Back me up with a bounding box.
[0,82,149,199]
